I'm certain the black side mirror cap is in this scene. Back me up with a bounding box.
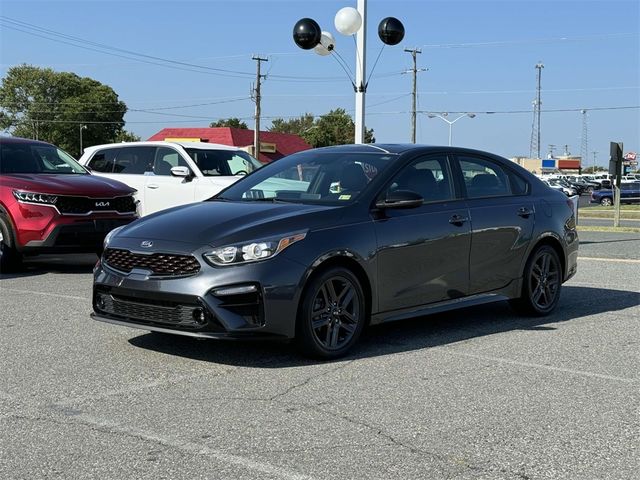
[375,189,424,209]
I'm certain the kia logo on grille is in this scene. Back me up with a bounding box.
[95,201,110,208]
[140,240,153,248]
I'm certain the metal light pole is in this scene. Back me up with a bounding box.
[427,112,476,146]
[79,124,87,155]
[354,0,367,144]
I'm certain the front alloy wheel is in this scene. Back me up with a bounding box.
[297,267,366,359]
[600,197,613,206]
[510,245,562,316]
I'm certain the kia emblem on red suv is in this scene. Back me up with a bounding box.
[95,201,110,208]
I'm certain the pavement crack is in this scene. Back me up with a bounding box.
[267,360,355,401]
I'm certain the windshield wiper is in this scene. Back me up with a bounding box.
[242,197,292,203]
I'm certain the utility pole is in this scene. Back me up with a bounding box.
[592,151,598,172]
[529,62,544,159]
[403,47,425,144]
[580,109,588,172]
[251,56,268,158]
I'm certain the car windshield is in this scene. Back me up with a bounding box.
[0,142,86,174]
[184,148,262,176]
[216,150,397,205]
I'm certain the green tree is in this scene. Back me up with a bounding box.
[114,130,141,142]
[582,165,607,174]
[269,109,374,147]
[0,65,128,157]
[209,117,248,129]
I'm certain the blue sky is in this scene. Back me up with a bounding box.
[1,0,638,164]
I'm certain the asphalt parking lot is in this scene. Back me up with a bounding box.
[1,230,638,480]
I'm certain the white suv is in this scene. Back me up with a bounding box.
[79,141,262,216]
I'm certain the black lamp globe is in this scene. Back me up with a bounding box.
[293,18,322,50]
[378,17,405,46]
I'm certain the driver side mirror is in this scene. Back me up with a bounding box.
[170,166,193,181]
[375,189,424,209]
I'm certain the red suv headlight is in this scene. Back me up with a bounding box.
[12,190,59,205]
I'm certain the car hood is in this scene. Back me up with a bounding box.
[117,200,342,247]
[1,173,136,197]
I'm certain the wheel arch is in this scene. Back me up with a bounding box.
[524,233,567,281]
[296,251,374,329]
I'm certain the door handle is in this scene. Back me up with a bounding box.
[147,184,159,189]
[517,207,533,218]
[449,214,469,226]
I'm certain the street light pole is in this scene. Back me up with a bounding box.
[354,0,367,144]
[426,113,475,146]
[79,124,87,155]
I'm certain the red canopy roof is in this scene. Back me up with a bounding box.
[148,127,311,163]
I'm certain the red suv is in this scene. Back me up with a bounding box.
[0,137,137,271]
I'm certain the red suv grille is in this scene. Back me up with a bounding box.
[103,249,200,277]
[56,196,136,215]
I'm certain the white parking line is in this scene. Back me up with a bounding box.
[0,287,89,301]
[447,351,636,383]
[73,414,315,480]
[578,257,640,264]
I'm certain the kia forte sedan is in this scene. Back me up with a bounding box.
[92,144,578,358]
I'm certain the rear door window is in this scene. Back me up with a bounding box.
[113,147,154,174]
[457,156,511,198]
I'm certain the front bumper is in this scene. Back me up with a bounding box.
[92,244,308,339]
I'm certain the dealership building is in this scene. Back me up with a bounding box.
[148,127,311,163]
[510,155,582,174]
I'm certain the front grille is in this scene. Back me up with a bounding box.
[96,293,203,328]
[56,195,136,215]
[103,248,200,277]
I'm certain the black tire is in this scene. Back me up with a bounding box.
[510,245,562,316]
[296,266,366,359]
[0,214,23,273]
[600,197,613,206]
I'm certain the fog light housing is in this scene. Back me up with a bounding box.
[192,308,207,325]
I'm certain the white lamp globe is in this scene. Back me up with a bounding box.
[334,7,362,36]
[314,31,336,56]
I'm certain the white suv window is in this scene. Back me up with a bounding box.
[153,147,188,176]
[113,147,154,174]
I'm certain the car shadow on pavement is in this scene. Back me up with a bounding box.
[0,254,97,279]
[128,285,639,368]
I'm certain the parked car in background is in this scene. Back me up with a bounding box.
[621,174,640,183]
[92,144,578,359]
[0,137,137,271]
[79,141,262,216]
[590,182,640,206]
[544,178,576,196]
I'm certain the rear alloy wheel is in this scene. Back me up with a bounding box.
[510,245,562,316]
[600,197,613,206]
[0,216,22,273]
[297,267,366,359]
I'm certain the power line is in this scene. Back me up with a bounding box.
[0,16,401,84]
[420,32,638,49]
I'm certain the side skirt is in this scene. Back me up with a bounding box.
[370,279,522,325]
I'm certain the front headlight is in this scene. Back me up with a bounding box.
[13,190,58,205]
[204,231,307,266]
[103,225,125,248]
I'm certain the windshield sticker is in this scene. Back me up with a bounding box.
[339,194,351,200]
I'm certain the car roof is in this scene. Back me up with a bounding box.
[309,143,512,158]
[0,136,54,147]
[82,140,243,153]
